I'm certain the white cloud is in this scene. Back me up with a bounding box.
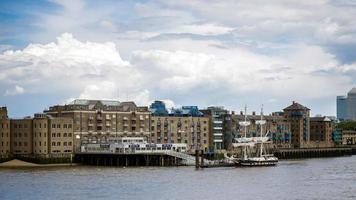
[0,33,142,102]
[4,85,25,96]
[173,23,234,36]
[0,32,354,116]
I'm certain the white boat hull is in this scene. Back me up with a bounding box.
[235,157,278,167]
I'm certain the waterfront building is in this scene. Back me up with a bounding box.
[224,111,292,150]
[337,87,356,121]
[9,113,74,157]
[150,102,211,153]
[0,107,11,156]
[10,118,33,155]
[342,130,356,145]
[45,99,151,152]
[200,106,228,151]
[309,116,334,147]
[283,101,310,148]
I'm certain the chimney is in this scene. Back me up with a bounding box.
[232,111,235,115]
[240,111,243,115]
[293,101,295,104]
[252,111,256,115]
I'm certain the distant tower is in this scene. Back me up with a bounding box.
[347,87,356,120]
[337,96,347,121]
[337,87,356,121]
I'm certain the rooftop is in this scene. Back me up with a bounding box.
[69,99,121,106]
[283,101,310,111]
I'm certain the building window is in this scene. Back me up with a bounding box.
[52,133,56,137]
[57,142,61,146]
[68,133,72,137]
[64,142,67,146]
[52,124,55,128]
[64,133,67,137]
[57,124,61,128]
[57,133,61,137]
[52,142,55,146]
[68,124,72,128]
[64,124,67,128]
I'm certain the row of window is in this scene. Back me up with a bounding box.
[51,133,73,137]
[1,141,9,147]
[51,141,72,146]
[152,126,208,131]
[13,141,28,147]
[34,141,46,146]
[12,124,29,129]
[1,123,9,129]
[34,123,47,129]
[13,133,28,137]
[1,132,9,137]
[34,132,46,137]
[153,120,208,124]
[51,124,72,129]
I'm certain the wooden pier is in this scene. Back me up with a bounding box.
[75,153,183,167]
[274,147,352,159]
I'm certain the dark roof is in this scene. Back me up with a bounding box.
[283,101,310,111]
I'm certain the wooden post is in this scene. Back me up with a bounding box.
[200,150,204,168]
[195,149,199,169]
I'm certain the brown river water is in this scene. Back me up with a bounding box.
[1,156,356,200]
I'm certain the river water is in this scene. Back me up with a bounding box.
[1,156,356,200]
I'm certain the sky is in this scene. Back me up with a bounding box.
[1,0,356,118]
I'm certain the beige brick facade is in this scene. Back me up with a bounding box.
[45,100,151,152]
[10,118,33,155]
[151,116,211,152]
[0,107,11,156]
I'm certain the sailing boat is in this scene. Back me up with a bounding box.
[232,106,278,167]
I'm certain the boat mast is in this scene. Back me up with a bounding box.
[260,105,264,157]
[244,105,247,138]
[244,105,247,160]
